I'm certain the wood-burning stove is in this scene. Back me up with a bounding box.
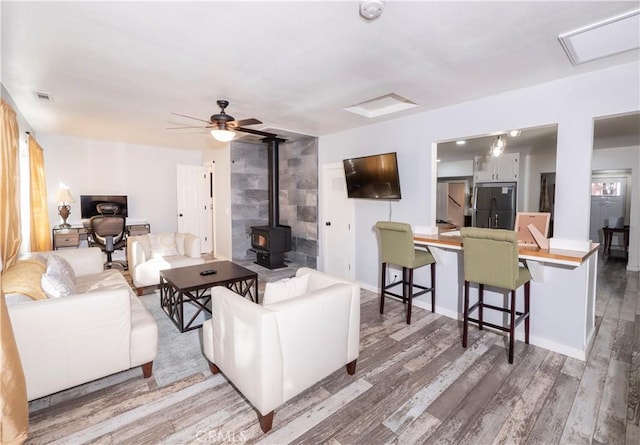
[251,225,292,269]
[250,137,292,269]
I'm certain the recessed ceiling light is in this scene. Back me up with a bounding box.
[559,9,640,65]
[456,140,466,145]
[508,130,521,137]
[436,159,441,163]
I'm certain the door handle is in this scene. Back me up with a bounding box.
[325,222,331,226]
[179,213,184,217]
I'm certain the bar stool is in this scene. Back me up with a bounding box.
[460,227,531,363]
[375,221,436,324]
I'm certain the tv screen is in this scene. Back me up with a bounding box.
[80,195,128,218]
[343,152,402,199]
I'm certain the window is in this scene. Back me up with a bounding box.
[591,181,622,196]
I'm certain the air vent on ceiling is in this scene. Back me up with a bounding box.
[344,93,418,118]
[34,91,53,102]
[559,9,640,65]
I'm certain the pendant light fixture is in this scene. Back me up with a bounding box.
[490,135,506,157]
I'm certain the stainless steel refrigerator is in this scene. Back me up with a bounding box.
[472,182,517,230]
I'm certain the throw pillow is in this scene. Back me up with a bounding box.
[46,254,76,282]
[149,233,179,258]
[1,260,47,301]
[262,274,310,305]
[41,270,76,298]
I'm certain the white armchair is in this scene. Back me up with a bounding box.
[202,267,360,432]
[127,232,205,295]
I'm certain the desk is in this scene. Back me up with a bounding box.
[52,227,85,249]
[52,223,151,250]
[602,226,629,260]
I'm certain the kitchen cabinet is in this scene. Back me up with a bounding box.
[474,153,519,182]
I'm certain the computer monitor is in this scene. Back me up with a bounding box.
[515,212,551,247]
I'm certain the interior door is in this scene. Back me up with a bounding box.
[322,163,354,279]
[176,164,211,252]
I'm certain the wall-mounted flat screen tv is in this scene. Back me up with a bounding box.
[343,152,402,199]
[80,195,128,218]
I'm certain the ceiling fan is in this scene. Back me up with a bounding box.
[168,100,277,141]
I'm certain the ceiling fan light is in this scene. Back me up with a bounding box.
[210,128,235,142]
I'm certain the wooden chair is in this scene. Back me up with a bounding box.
[375,221,436,324]
[460,227,531,363]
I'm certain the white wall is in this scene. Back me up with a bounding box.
[40,134,203,233]
[318,62,640,288]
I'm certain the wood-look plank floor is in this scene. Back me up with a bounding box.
[26,255,639,444]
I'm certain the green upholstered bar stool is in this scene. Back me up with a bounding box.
[375,221,436,324]
[460,227,531,364]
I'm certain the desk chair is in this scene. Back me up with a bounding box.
[460,227,531,363]
[375,221,436,324]
[96,202,120,215]
[89,215,127,270]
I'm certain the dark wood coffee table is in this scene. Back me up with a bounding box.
[159,261,258,332]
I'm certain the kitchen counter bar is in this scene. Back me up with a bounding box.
[407,230,599,361]
[414,232,598,267]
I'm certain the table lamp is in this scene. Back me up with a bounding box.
[56,187,76,228]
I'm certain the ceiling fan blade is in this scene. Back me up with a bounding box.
[171,112,211,124]
[234,118,262,127]
[166,125,212,130]
[235,127,279,138]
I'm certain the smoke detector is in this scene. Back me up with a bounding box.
[360,0,384,20]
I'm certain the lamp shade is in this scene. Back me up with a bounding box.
[210,128,236,142]
[56,188,76,204]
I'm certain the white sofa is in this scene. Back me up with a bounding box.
[202,267,360,432]
[127,232,205,295]
[6,248,158,401]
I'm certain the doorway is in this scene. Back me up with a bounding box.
[321,163,354,280]
[589,174,628,245]
[176,164,213,253]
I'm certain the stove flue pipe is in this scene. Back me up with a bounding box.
[263,137,286,227]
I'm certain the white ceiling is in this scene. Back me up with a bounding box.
[1,1,639,150]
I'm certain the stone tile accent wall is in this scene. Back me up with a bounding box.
[230,141,268,260]
[230,136,318,268]
[279,136,318,268]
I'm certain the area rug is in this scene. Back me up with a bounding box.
[138,292,210,387]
